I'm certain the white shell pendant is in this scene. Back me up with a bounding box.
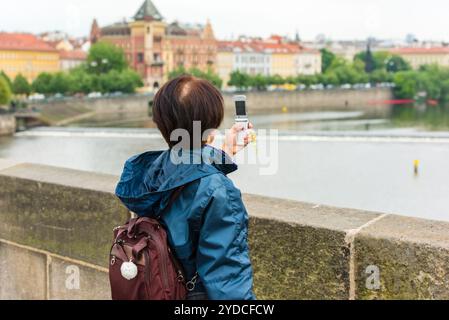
[120,260,138,280]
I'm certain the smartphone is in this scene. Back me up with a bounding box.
[233,95,249,146]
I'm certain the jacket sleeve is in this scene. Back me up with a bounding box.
[196,182,256,300]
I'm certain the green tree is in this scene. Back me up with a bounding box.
[32,73,53,95]
[393,71,419,99]
[369,69,393,84]
[116,69,144,93]
[87,41,128,74]
[168,67,222,88]
[49,72,72,94]
[67,66,94,94]
[168,66,187,79]
[296,74,318,86]
[228,70,251,90]
[12,74,31,96]
[0,71,12,90]
[320,48,336,73]
[386,55,411,73]
[364,46,376,73]
[0,76,12,106]
[267,74,286,85]
[249,74,268,91]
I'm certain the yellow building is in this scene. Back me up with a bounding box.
[216,47,234,87]
[391,47,449,69]
[271,51,297,77]
[0,33,60,82]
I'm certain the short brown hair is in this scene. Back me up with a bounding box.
[152,75,224,148]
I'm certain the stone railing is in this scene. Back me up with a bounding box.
[0,159,448,300]
[0,115,16,136]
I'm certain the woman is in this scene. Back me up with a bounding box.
[115,75,255,300]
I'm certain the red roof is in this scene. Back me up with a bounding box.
[391,47,449,54]
[0,32,57,52]
[218,40,317,54]
[59,49,87,60]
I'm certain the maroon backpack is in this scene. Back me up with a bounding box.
[109,188,196,300]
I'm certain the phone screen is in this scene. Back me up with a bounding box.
[235,101,246,116]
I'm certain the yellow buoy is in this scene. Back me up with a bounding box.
[414,159,420,175]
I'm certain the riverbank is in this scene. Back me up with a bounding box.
[27,88,393,127]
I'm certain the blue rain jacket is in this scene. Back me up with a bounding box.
[115,145,255,300]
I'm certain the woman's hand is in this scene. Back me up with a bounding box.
[221,122,254,157]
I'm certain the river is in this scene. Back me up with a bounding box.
[1,109,448,222]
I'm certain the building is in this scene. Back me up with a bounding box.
[217,40,271,86]
[163,21,217,77]
[295,48,322,75]
[0,32,60,82]
[59,50,87,71]
[217,36,320,86]
[390,47,449,69]
[93,0,217,89]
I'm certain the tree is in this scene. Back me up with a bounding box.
[49,72,73,94]
[67,67,94,94]
[0,76,12,106]
[393,71,419,99]
[386,55,411,73]
[168,66,188,80]
[249,74,268,91]
[168,67,222,88]
[267,74,285,85]
[228,70,251,89]
[32,73,53,95]
[87,41,128,74]
[98,69,143,93]
[0,71,12,89]
[369,69,393,84]
[12,74,31,96]
[359,45,375,73]
[320,48,336,73]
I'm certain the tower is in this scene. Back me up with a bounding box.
[90,19,101,44]
[129,0,166,88]
[202,20,215,40]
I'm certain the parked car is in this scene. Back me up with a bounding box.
[53,93,64,99]
[28,93,45,101]
[87,92,102,99]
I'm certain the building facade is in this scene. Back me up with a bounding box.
[59,50,87,71]
[295,49,322,75]
[0,32,60,82]
[163,21,217,77]
[217,36,321,87]
[93,0,217,89]
[390,47,449,69]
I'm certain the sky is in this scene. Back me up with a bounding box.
[1,0,449,41]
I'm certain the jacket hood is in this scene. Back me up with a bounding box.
[115,145,237,217]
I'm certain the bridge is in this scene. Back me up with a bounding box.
[0,159,448,299]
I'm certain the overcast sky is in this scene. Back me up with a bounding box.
[1,0,449,41]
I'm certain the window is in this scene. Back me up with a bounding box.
[137,53,144,63]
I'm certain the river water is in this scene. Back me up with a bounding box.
[1,109,449,222]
